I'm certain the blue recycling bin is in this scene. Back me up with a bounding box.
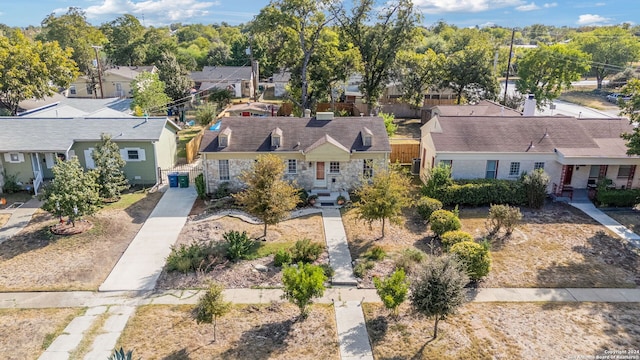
[168,172,179,188]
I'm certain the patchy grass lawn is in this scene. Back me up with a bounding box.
[602,209,640,236]
[558,90,618,110]
[0,307,83,360]
[177,125,203,158]
[156,214,327,289]
[0,192,162,291]
[117,303,340,360]
[0,191,33,210]
[342,202,640,288]
[392,118,422,139]
[364,302,640,360]
[0,213,10,228]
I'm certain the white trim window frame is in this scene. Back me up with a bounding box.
[219,160,230,180]
[120,148,146,162]
[287,159,297,174]
[4,152,25,163]
[329,161,340,174]
[534,162,545,170]
[509,162,521,177]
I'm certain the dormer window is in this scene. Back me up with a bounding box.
[271,127,283,148]
[362,127,373,147]
[219,127,232,148]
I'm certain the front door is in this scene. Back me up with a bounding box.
[314,162,327,188]
[563,165,574,185]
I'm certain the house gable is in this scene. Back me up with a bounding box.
[304,134,351,161]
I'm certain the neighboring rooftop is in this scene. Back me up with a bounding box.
[432,100,522,117]
[18,97,133,117]
[190,66,253,83]
[0,117,175,152]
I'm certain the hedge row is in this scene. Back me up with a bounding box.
[430,180,526,207]
[596,189,640,207]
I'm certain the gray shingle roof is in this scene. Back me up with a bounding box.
[431,115,634,155]
[190,66,253,82]
[200,116,391,154]
[0,117,174,152]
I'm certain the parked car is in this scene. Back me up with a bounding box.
[606,93,632,103]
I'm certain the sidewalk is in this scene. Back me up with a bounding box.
[570,201,640,248]
[0,198,41,245]
[99,186,197,291]
[321,208,358,286]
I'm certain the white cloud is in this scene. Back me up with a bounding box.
[479,22,497,28]
[577,14,612,25]
[543,2,558,8]
[516,2,540,11]
[78,0,220,25]
[595,2,606,6]
[414,0,524,14]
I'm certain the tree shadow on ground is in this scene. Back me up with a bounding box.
[536,231,640,288]
[218,317,295,360]
[364,315,389,345]
[162,348,191,360]
[123,191,163,224]
[0,213,58,261]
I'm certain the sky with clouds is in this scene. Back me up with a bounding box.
[0,0,637,28]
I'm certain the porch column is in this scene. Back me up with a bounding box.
[627,165,636,189]
[556,165,568,195]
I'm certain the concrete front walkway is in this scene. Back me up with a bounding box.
[570,202,640,248]
[0,198,41,244]
[99,186,197,292]
[321,208,358,286]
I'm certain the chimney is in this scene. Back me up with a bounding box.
[304,109,311,118]
[523,94,536,116]
[315,111,334,120]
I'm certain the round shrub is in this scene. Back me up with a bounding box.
[274,249,292,267]
[429,210,461,237]
[449,241,491,281]
[416,196,443,220]
[441,230,474,250]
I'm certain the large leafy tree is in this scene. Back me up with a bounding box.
[130,71,171,114]
[573,26,640,89]
[0,30,79,115]
[41,157,100,227]
[354,166,413,238]
[101,14,146,66]
[620,79,640,155]
[410,255,469,340]
[333,0,419,114]
[393,49,445,108]
[282,262,326,319]
[251,0,338,111]
[38,7,107,76]
[516,44,590,108]
[232,154,299,238]
[92,133,129,201]
[156,51,193,103]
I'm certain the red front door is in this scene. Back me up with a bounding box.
[563,165,573,185]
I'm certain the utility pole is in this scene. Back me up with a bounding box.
[503,28,515,104]
[91,45,104,99]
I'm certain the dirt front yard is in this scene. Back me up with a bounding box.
[342,202,640,288]
[0,307,83,360]
[0,192,161,291]
[365,302,640,360]
[156,214,326,289]
[117,303,340,360]
[603,208,640,236]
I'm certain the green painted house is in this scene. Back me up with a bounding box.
[0,117,179,195]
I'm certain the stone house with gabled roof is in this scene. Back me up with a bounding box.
[199,113,391,193]
[420,114,640,194]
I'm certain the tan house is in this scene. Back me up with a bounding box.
[199,113,391,194]
[419,114,640,195]
[190,65,256,99]
[67,66,157,99]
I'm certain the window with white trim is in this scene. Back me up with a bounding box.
[618,165,632,178]
[329,161,340,174]
[120,148,146,162]
[84,148,95,169]
[86,84,93,95]
[509,162,520,176]
[69,85,76,95]
[534,162,545,170]
[363,159,373,178]
[4,152,24,163]
[287,159,297,174]
[219,160,230,180]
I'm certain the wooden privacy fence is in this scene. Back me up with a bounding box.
[390,140,420,165]
[185,132,204,163]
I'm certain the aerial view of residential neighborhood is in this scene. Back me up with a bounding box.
[2,0,640,359]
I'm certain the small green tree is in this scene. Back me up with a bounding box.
[195,102,217,126]
[521,169,549,209]
[380,112,398,137]
[130,71,171,114]
[620,79,640,155]
[487,204,522,235]
[194,283,231,342]
[429,210,461,238]
[422,164,453,198]
[41,157,100,227]
[450,241,492,281]
[410,254,469,339]
[355,166,413,238]
[373,268,409,318]
[92,133,129,201]
[233,154,299,238]
[281,262,327,319]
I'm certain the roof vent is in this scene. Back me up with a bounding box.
[316,112,334,120]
